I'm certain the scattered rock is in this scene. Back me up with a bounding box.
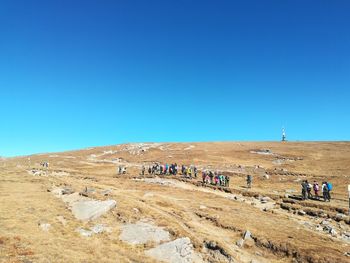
[76,227,93,237]
[145,237,196,263]
[298,210,306,216]
[243,230,252,240]
[62,188,74,195]
[71,199,117,221]
[330,229,337,237]
[38,222,51,232]
[91,224,112,234]
[199,205,207,210]
[76,224,111,237]
[120,220,170,245]
[263,174,270,179]
[236,239,244,247]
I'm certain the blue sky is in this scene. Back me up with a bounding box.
[0,0,349,156]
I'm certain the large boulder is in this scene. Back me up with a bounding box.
[120,220,170,245]
[146,237,196,263]
[71,199,116,221]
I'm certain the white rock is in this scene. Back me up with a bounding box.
[146,237,195,263]
[236,239,244,247]
[76,227,93,237]
[120,220,170,245]
[91,224,112,234]
[243,230,252,240]
[39,222,51,232]
[71,199,116,221]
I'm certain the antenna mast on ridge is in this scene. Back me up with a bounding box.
[282,127,286,142]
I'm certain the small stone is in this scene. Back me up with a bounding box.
[76,227,93,237]
[243,230,252,240]
[91,224,111,234]
[321,220,330,225]
[330,229,337,237]
[298,210,306,216]
[62,188,74,195]
[38,222,51,232]
[236,239,244,247]
[100,189,112,196]
[315,225,323,231]
[199,205,207,210]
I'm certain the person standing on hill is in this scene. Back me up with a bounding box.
[247,175,252,188]
[202,170,206,183]
[301,180,308,200]
[306,180,312,198]
[209,171,214,184]
[326,181,332,201]
[322,182,330,202]
[313,181,319,198]
[225,175,230,187]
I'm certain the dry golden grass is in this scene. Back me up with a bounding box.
[0,142,349,263]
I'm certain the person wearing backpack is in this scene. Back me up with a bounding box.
[322,182,330,202]
[326,182,332,201]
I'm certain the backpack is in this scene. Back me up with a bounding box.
[327,182,333,191]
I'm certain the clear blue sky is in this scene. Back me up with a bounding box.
[0,0,349,156]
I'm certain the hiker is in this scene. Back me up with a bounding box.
[313,181,319,197]
[225,175,230,187]
[148,166,152,175]
[202,170,206,183]
[306,180,312,198]
[322,182,330,202]
[194,166,197,178]
[219,174,224,186]
[174,163,178,175]
[118,166,122,175]
[301,180,308,200]
[181,165,186,175]
[247,175,252,188]
[214,175,219,185]
[209,171,214,184]
[141,165,145,176]
[187,167,192,178]
[327,181,332,201]
[205,174,210,184]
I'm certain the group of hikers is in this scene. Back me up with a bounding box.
[140,163,231,187]
[201,170,230,187]
[141,163,180,176]
[136,163,334,203]
[301,180,332,202]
